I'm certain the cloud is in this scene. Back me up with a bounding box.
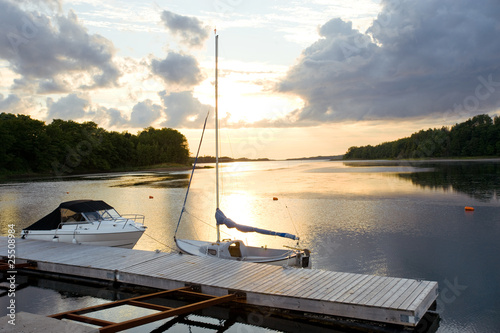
[278,0,500,123]
[0,93,21,110]
[160,10,209,48]
[151,52,204,88]
[129,100,163,128]
[105,108,128,127]
[159,90,212,128]
[87,106,128,128]
[46,93,90,120]
[44,94,130,129]
[0,1,121,93]
[17,0,62,12]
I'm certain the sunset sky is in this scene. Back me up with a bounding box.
[1,0,500,159]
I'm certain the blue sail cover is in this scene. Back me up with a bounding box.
[215,208,298,240]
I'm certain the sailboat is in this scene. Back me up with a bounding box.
[174,33,311,268]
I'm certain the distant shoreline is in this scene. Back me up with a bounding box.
[3,156,500,182]
[342,157,500,163]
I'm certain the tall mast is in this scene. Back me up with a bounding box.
[215,33,220,243]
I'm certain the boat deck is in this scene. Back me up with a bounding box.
[0,237,438,328]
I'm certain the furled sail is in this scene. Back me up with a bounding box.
[215,208,298,240]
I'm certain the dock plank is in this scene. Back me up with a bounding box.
[300,271,343,299]
[343,275,381,304]
[364,277,403,306]
[320,273,361,301]
[265,268,321,296]
[241,266,301,293]
[262,268,315,296]
[406,281,437,311]
[334,274,374,303]
[380,279,416,308]
[397,281,431,310]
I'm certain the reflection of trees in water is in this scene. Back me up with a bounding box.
[397,162,500,202]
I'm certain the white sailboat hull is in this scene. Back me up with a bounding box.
[175,238,310,268]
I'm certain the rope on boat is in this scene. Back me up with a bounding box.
[141,231,177,252]
[129,224,177,252]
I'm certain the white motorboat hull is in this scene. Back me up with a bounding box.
[22,229,144,248]
[175,238,310,268]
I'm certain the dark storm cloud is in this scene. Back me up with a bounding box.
[151,52,204,87]
[0,0,121,93]
[160,10,209,48]
[278,0,500,123]
[159,90,213,128]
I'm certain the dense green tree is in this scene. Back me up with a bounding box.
[344,114,500,160]
[0,113,190,176]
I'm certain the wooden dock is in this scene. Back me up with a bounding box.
[0,237,438,328]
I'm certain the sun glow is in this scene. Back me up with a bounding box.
[196,58,302,126]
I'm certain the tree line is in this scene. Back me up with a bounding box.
[0,113,190,176]
[344,114,500,160]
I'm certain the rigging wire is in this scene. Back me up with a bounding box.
[174,109,210,238]
[270,162,301,242]
[183,210,232,238]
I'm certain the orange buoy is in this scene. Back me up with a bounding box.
[273,197,278,201]
[464,206,474,211]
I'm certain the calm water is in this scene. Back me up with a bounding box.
[1,159,500,332]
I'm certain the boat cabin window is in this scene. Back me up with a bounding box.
[83,211,101,221]
[228,242,242,257]
[61,209,85,223]
[99,209,121,220]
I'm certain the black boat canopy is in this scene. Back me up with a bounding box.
[24,200,113,231]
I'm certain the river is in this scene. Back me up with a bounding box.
[1,159,499,332]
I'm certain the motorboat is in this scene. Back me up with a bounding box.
[21,200,146,248]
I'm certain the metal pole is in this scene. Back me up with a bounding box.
[215,34,220,243]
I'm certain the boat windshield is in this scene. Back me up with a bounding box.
[81,209,122,222]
